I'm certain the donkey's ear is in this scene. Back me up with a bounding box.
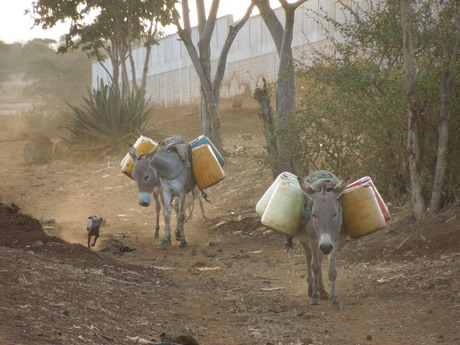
[128,144,138,161]
[333,177,349,199]
[144,145,160,163]
[298,176,316,198]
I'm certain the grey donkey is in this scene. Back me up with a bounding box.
[295,171,349,310]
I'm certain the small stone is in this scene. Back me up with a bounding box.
[23,135,53,164]
[161,321,199,345]
[31,240,44,248]
[367,335,373,341]
[41,217,56,224]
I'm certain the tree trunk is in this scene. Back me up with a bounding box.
[254,79,278,179]
[128,44,137,91]
[127,13,138,91]
[429,7,460,211]
[107,41,120,85]
[213,3,255,102]
[198,25,215,142]
[139,19,158,98]
[400,0,426,219]
[120,47,130,93]
[174,0,254,153]
[255,0,305,176]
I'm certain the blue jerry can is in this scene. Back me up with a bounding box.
[189,135,225,167]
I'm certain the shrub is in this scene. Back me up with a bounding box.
[64,82,157,159]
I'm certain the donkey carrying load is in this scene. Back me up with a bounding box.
[128,136,198,249]
[292,171,348,310]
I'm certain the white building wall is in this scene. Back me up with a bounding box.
[92,0,343,106]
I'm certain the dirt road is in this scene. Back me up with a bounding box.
[0,98,459,345]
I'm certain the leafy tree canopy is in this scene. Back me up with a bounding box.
[27,0,178,59]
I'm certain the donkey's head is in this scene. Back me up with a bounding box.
[129,145,159,207]
[298,177,349,255]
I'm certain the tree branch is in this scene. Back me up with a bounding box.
[201,0,220,43]
[213,2,255,100]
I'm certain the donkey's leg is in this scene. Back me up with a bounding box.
[328,247,342,310]
[309,242,322,305]
[160,192,172,249]
[318,253,330,300]
[192,188,206,220]
[299,240,313,297]
[153,192,161,239]
[175,194,187,247]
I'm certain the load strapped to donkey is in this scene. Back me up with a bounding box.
[121,134,225,192]
[256,170,390,240]
[121,134,225,248]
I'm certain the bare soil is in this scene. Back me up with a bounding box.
[0,97,459,345]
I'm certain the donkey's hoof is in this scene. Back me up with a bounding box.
[332,301,342,311]
[310,297,320,305]
[159,238,169,249]
[179,238,187,248]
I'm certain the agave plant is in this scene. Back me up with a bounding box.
[65,82,156,158]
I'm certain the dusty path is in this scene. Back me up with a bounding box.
[0,99,459,345]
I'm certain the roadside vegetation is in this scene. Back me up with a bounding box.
[290,0,459,212]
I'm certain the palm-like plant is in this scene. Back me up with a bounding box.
[65,82,156,158]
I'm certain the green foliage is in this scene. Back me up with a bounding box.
[291,0,460,203]
[64,82,156,158]
[293,61,408,199]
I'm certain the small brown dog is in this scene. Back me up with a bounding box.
[87,216,103,249]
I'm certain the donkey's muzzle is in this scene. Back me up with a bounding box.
[320,243,333,255]
[138,192,151,207]
[319,233,333,255]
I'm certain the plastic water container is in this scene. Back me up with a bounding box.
[255,171,299,217]
[341,184,386,239]
[346,176,390,221]
[189,135,224,167]
[191,144,225,189]
[121,136,158,179]
[261,181,306,237]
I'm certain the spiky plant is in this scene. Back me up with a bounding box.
[65,82,156,159]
